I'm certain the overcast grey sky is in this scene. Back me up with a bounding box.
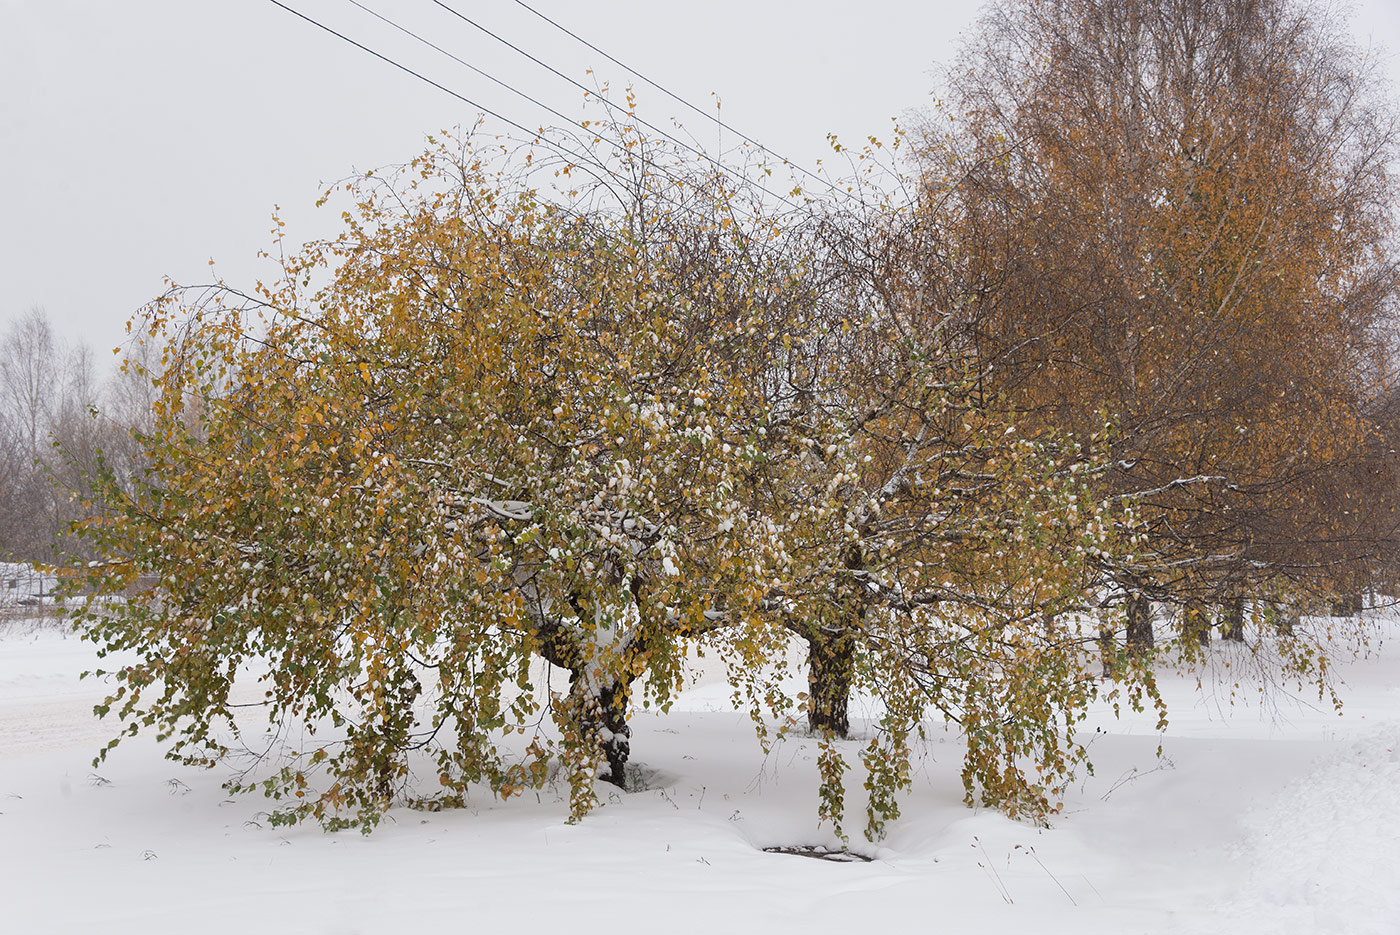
[2,0,1398,363]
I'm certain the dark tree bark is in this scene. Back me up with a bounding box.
[531,608,640,789]
[559,670,641,790]
[1124,591,1155,658]
[1331,593,1363,617]
[806,629,855,738]
[596,681,633,788]
[1182,599,1211,646]
[1221,596,1246,642]
[1098,609,1118,679]
[799,544,867,738]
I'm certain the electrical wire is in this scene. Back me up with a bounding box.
[344,0,619,160]
[266,0,561,155]
[268,0,806,214]
[509,0,835,192]
[267,0,713,221]
[425,0,806,210]
[264,0,806,272]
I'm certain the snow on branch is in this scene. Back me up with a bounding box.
[1116,475,1235,501]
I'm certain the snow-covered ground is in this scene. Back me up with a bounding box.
[2,614,1398,934]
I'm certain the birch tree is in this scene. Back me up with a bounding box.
[927,0,1399,660]
[69,127,801,829]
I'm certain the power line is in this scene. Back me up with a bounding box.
[265,0,560,157]
[425,0,806,210]
[270,2,710,222]
[509,0,835,193]
[268,0,806,215]
[345,0,606,158]
[263,0,803,260]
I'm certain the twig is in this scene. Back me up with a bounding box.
[1100,757,1175,801]
[1017,845,1077,906]
[974,836,1014,904]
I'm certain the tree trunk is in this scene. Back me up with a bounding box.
[803,544,865,738]
[1124,592,1154,658]
[1182,599,1210,646]
[1331,593,1363,617]
[596,680,632,789]
[533,611,639,790]
[562,671,637,790]
[806,629,854,738]
[1221,596,1246,642]
[1098,608,1118,679]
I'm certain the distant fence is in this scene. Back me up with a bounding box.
[1,564,161,618]
[0,563,61,617]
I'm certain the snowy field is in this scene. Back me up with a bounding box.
[2,613,1398,934]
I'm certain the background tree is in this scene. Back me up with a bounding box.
[0,309,60,563]
[924,0,1400,662]
[0,308,138,565]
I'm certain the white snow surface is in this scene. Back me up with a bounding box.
[3,613,1399,934]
